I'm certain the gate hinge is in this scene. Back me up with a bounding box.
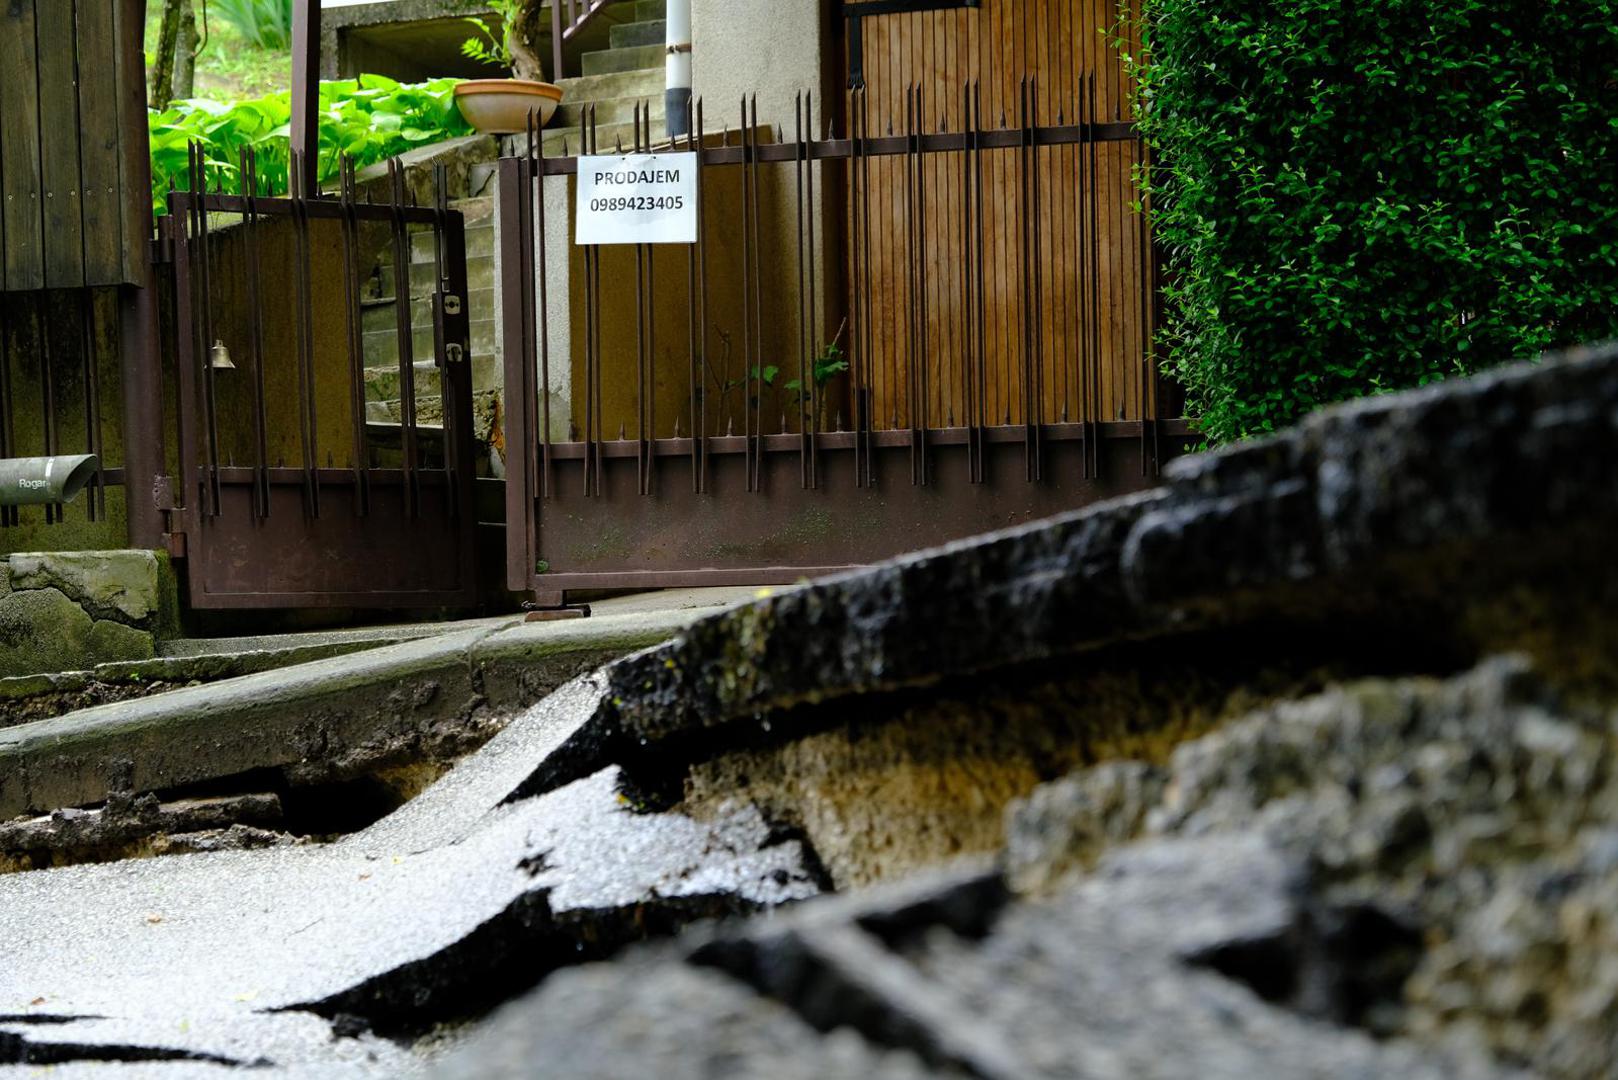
[149,236,175,266]
[152,476,178,511]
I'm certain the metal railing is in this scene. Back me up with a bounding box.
[550,0,627,81]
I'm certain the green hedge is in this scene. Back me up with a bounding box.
[1134,0,1618,441]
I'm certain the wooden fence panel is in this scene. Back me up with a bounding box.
[76,0,128,287]
[0,0,46,292]
[0,0,144,291]
[847,0,1153,430]
[36,0,88,289]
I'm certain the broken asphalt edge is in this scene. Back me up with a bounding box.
[513,341,1618,801]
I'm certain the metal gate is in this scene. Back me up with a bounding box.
[498,83,1191,606]
[162,151,478,609]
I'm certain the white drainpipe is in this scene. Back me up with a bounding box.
[666,0,693,139]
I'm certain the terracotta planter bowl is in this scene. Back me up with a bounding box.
[453,79,564,135]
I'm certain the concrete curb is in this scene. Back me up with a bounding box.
[0,595,750,819]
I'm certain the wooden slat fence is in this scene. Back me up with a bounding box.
[846,0,1154,431]
[0,0,146,291]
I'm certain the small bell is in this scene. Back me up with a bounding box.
[209,340,236,371]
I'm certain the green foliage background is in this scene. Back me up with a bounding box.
[148,75,472,212]
[1133,0,1618,441]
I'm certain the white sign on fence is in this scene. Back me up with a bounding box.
[575,153,699,246]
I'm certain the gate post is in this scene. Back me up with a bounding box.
[290,0,320,196]
[119,0,166,550]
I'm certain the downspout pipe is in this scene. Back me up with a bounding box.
[0,456,102,507]
[666,0,692,139]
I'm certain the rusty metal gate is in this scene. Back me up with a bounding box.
[161,150,478,609]
[498,80,1191,606]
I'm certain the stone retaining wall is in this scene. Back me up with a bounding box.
[0,552,172,680]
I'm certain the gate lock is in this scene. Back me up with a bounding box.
[0,454,100,506]
[434,292,469,365]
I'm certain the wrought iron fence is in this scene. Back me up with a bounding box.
[497,77,1190,601]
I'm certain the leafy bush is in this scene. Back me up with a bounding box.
[148,75,473,212]
[208,0,294,50]
[1132,0,1618,441]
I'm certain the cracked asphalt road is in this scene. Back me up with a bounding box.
[0,673,819,1077]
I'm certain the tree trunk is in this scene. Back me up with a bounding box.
[173,0,198,100]
[149,0,183,109]
[509,0,548,83]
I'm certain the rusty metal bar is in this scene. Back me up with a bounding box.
[36,301,58,525]
[169,198,200,522]
[686,97,701,492]
[527,123,1138,178]
[794,92,811,488]
[747,95,766,492]
[432,162,461,521]
[290,150,322,519]
[240,146,272,519]
[290,0,319,196]
[738,97,757,491]
[387,158,420,518]
[805,91,820,489]
[190,142,222,518]
[695,99,710,491]
[550,0,564,85]
[857,90,875,487]
[585,102,605,498]
[916,85,930,486]
[904,84,920,486]
[76,292,104,521]
[1086,75,1104,479]
[1020,77,1043,483]
[338,156,371,517]
[498,153,536,591]
[530,111,554,501]
[634,102,651,496]
[590,107,604,495]
[971,82,988,483]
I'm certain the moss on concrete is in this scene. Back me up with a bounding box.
[0,588,155,680]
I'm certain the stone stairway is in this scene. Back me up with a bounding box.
[362,0,670,466]
[360,196,497,460]
[545,0,669,153]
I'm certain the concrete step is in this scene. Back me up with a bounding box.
[610,18,665,49]
[367,395,447,427]
[364,352,502,402]
[363,360,441,403]
[361,287,496,337]
[377,255,495,302]
[581,43,663,77]
[554,67,664,106]
[555,93,664,129]
[409,223,494,263]
[362,320,497,371]
[551,118,664,155]
[628,0,665,20]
